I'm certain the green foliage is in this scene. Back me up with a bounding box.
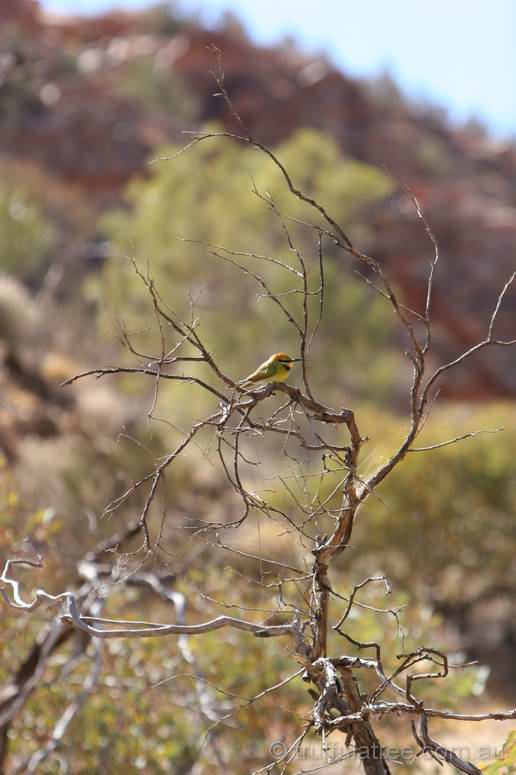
[273,129,392,222]
[482,731,516,773]
[416,136,456,177]
[116,56,199,121]
[352,403,516,607]
[96,128,398,407]
[0,465,66,682]
[0,158,95,287]
[0,183,55,278]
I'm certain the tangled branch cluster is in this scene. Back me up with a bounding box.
[2,51,516,774]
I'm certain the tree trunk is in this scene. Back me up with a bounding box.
[339,668,391,775]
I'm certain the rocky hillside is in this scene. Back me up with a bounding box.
[1,0,516,397]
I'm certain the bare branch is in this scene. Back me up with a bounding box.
[408,426,503,452]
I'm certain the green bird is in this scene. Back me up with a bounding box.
[239,352,301,386]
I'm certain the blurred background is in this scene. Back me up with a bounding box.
[1,0,515,771]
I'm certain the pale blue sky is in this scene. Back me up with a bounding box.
[42,0,516,138]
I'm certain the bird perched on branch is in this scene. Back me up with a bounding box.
[239,352,301,386]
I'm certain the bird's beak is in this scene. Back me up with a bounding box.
[291,358,303,362]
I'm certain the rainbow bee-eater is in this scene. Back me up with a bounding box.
[239,352,301,386]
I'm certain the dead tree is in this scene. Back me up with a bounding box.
[2,54,516,774]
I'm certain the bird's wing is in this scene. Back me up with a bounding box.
[243,361,275,383]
